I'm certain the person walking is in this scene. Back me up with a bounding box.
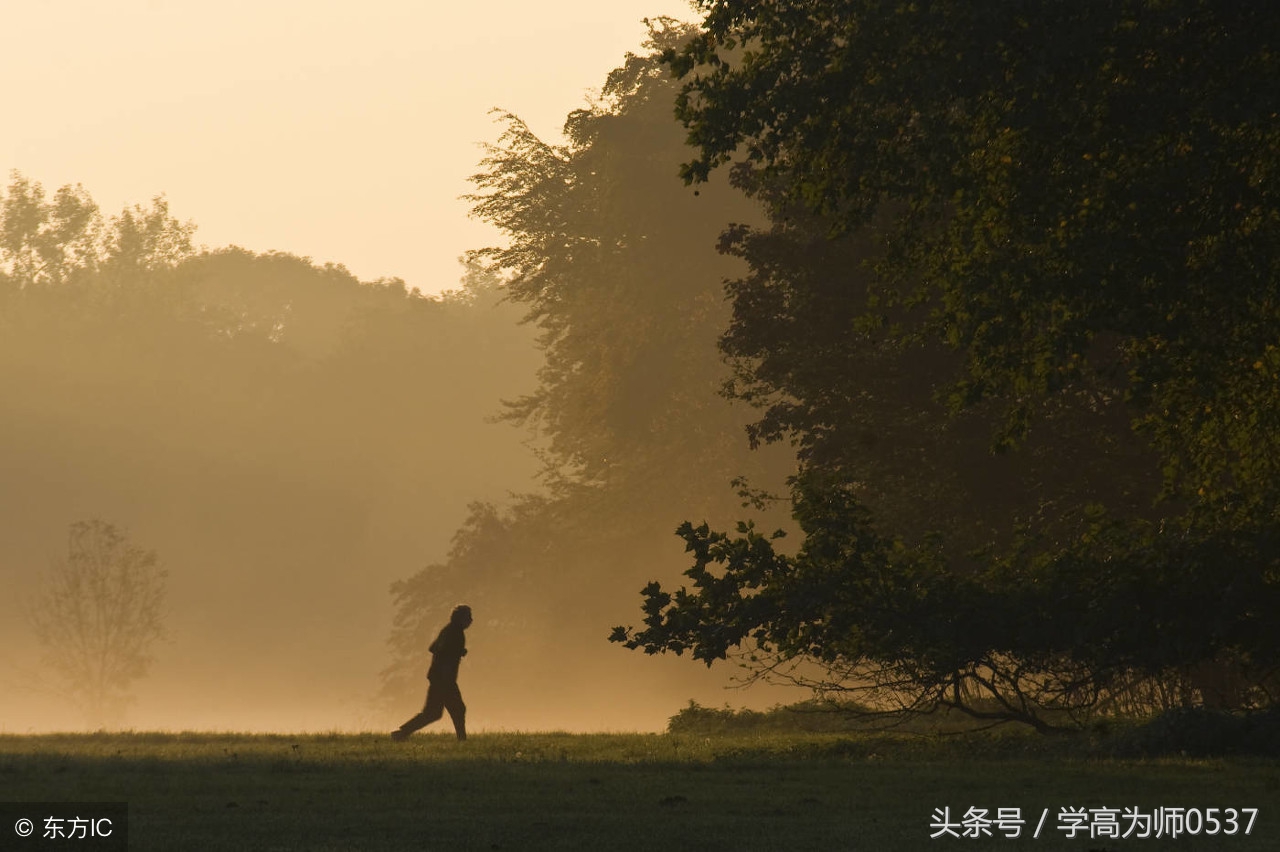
[391,604,472,741]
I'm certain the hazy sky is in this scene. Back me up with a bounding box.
[3,0,697,295]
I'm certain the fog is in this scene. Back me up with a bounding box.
[0,104,802,733]
[0,247,797,733]
[0,14,823,734]
[0,249,504,728]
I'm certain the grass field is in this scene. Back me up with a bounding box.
[0,730,1276,850]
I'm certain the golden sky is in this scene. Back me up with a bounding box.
[3,0,697,294]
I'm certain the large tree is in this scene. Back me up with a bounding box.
[613,1,1280,727]
[464,22,774,501]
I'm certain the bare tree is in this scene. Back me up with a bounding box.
[29,520,167,728]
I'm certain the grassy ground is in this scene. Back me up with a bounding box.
[0,730,1276,850]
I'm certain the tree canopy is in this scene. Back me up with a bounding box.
[613,1,1280,727]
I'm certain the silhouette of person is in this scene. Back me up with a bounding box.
[392,604,472,742]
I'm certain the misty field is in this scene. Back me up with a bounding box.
[0,731,1276,851]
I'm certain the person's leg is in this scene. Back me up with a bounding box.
[442,682,467,741]
[392,683,446,739]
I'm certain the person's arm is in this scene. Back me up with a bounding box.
[432,626,464,661]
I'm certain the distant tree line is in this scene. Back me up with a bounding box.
[1,171,539,729]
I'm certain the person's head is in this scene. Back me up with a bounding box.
[450,604,473,629]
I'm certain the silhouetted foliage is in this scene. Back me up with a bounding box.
[464,21,774,499]
[1,171,194,290]
[613,1,1280,729]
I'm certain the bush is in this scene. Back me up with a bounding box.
[1111,707,1280,757]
